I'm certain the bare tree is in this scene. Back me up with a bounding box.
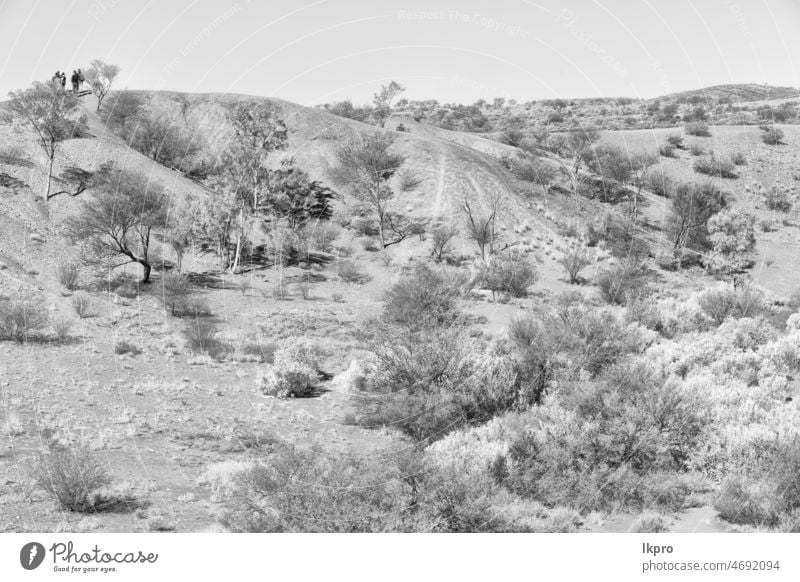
[65,168,168,283]
[463,193,502,262]
[6,82,83,201]
[84,59,120,112]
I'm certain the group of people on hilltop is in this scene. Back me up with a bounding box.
[51,69,85,93]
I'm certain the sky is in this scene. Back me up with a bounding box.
[1,0,799,105]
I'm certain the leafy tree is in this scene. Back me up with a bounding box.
[707,208,756,275]
[6,82,84,201]
[166,192,202,272]
[266,160,335,230]
[84,59,120,111]
[548,127,600,209]
[65,168,168,283]
[372,81,405,127]
[332,133,408,248]
[669,182,728,263]
[215,100,288,272]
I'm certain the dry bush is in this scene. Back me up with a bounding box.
[159,272,209,317]
[57,263,80,290]
[184,319,227,359]
[480,252,537,298]
[684,121,711,137]
[693,155,736,179]
[764,187,793,213]
[381,262,460,330]
[71,293,92,318]
[256,341,321,398]
[430,224,458,261]
[596,262,650,305]
[761,126,784,145]
[0,299,49,342]
[52,317,73,343]
[715,439,800,529]
[32,450,139,513]
[558,245,592,284]
[114,340,141,355]
[698,285,767,326]
[337,260,369,283]
[731,151,747,165]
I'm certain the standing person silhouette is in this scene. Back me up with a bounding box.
[71,70,79,93]
[60,72,67,92]
[76,69,85,91]
[52,71,61,90]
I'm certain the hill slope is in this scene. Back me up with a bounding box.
[657,83,798,103]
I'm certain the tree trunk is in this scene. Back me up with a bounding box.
[140,262,152,284]
[45,154,54,201]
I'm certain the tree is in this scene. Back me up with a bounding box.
[549,127,600,210]
[669,182,728,263]
[6,82,83,201]
[707,208,756,275]
[84,59,120,112]
[558,244,593,284]
[463,193,502,262]
[266,160,335,230]
[332,133,406,249]
[65,168,168,283]
[372,81,405,127]
[216,100,288,272]
[166,192,201,272]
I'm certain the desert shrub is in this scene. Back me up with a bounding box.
[698,284,767,326]
[630,513,670,533]
[430,224,458,261]
[356,325,523,442]
[0,299,49,342]
[218,446,397,532]
[114,340,141,355]
[658,143,677,158]
[159,272,192,316]
[558,244,592,284]
[337,260,368,283]
[666,134,684,148]
[646,172,674,198]
[480,252,537,298]
[52,317,73,343]
[731,151,747,165]
[256,340,321,398]
[707,208,756,274]
[685,121,711,137]
[688,143,704,156]
[761,126,784,145]
[715,439,800,529]
[381,262,460,329]
[308,222,340,253]
[693,154,736,178]
[32,450,138,512]
[57,263,80,290]
[563,307,648,376]
[586,214,649,263]
[505,364,707,511]
[596,261,650,305]
[71,293,92,318]
[764,187,793,213]
[184,319,223,355]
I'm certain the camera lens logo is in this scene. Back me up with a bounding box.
[20,542,46,570]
